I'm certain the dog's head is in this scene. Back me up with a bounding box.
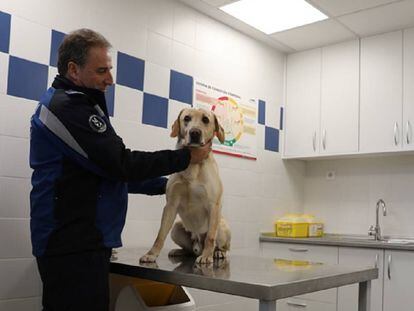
[170,108,225,147]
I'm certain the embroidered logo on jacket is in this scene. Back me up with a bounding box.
[89,115,107,133]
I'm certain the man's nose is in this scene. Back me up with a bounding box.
[106,72,114,85]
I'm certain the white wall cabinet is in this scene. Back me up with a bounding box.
[359,30,403,153]
[383,250,414,311]
[284,40,359,158]
[403,27,414,150]
[284,48,321,157]
[337,247,383,311]
[320,40,359,155]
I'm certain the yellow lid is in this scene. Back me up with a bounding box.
[276,213,308,224]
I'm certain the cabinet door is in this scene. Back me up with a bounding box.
[284,48,321,157]
[403,27,414,150]
[360,31,403,153]
[337,247,383,311]
[383,250,414,311]
[320,40,359,154]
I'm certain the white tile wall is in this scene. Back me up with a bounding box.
[113,85,143,123]
[47,66,57,92]
[0,94,37,138]
[143,61,170,98]
[146,31,172,68]
[9,16,51,65]
[0,52,8,95]
[147,0,174,39]
[0,219,31,258]
[0,136,31,178]
[0,297,41,311]
[0,259,41,299]
[0,177,31,218]
[171,41,196,76]
[304,156,414,236]
[173,4,197,47]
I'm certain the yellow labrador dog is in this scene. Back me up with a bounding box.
[140,108,231,264]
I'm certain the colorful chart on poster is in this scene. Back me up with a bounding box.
[194,80,257,160]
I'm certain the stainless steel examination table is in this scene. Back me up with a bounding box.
[110,248,377,311]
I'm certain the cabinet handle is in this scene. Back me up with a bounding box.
[394,122,399,146]
[322,129,326,150]
[287,301,307,308]
[375,254,378,268]
[312,131,316,152]
[407,121,412,145]
[387,254,392,280]
[288,248,309,252]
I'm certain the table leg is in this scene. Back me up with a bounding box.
[259,299,276,311]
[358,280,371,311]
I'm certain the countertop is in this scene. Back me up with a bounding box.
[110,247,377,301]
[260,232,414,251]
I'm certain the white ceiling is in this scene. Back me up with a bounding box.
[179,0,414,53]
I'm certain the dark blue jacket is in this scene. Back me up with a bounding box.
[30,76,190,257]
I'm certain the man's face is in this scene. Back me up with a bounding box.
[70,46,114,92]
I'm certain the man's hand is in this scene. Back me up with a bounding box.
[189,140,212,164]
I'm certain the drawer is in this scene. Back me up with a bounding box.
[277,297,337,311]
[261,242,338,304]
[261,242,338,264]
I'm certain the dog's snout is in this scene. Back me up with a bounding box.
[189,128,202,144]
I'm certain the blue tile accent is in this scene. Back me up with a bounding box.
[50,30,66,67]
[105,84,115,117]
[279,106,284,130]
[265,126,279,152]
[142,93,168,128]
[7,56,48,101]
[0,11,11,53]
[258,99,265,125]
[169,70,193,105]
[116,52,144,91]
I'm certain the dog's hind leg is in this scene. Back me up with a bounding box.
[169,221,194,257]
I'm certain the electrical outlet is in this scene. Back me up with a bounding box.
[326,170,336,180]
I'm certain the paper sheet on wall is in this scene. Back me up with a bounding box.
[194,80,257,160]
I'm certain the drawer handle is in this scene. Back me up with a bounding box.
[288,248,309,252]
[287,301,307,308]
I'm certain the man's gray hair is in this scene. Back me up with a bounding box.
[57,28,112,76]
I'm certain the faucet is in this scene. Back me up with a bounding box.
[368,199,387,240]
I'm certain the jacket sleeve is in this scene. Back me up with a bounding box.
[48,91,190,181]
[128,177,168,195]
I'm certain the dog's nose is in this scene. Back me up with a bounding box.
[189,129,201,144]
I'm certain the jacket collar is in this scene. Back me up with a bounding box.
[52,75,110,117]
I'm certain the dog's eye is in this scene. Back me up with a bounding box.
[184,115,191,122]
[202,116,210,124]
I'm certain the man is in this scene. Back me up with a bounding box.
[30,28,210,311]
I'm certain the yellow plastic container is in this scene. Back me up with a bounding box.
[275,214,308,238]
[303,214,324,237]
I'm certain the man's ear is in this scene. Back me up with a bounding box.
[214,114,225,144]
[67,61,79,82]
[170,109,184,138]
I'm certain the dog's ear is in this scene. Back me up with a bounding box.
[170,109,185,138]
[214,114,225,144]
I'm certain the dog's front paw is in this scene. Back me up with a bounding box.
[213,249,227,259]
[139,253,158,263]
[196,254,213,264]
